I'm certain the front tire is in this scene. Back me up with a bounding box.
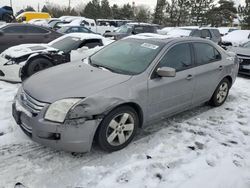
[209,78,230,107]
[24,58,53,80]
[97,106,139,152]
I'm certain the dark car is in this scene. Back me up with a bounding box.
[0,6,14,23]
[57,26,95,34]
[0,23,62,53]
[103,23,158,40]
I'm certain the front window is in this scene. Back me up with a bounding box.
[49,36,82,53]
[116,25,133,34]
[90,39,164,75]
[159,43,192,71]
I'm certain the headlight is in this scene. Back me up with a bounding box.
[44,98,82,123]
[4,60,16,66]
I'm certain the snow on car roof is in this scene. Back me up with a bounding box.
[53,33,105,41]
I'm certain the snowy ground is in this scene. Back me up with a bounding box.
[0,77,250,188]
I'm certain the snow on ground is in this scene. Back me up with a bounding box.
[0,77,250,188]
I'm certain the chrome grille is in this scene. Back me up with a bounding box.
[20,92,47,113]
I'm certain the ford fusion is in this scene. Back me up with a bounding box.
[12,36,239,153]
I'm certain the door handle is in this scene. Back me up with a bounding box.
[18,35,23,38]
[186,74,193,80]
[218,65,223,71]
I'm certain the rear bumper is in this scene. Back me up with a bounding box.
[12,101,101,153]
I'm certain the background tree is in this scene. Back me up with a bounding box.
[101,0,112,18]
[83,0,101,19]
[135,5,151,22]
[153,0,167,24]
[190,0,213,26]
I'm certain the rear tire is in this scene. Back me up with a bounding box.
[97,105,139,152]
[209,78,230,107]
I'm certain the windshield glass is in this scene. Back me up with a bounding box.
[116,25,132,33]
[242,41,250,48]
[90,39,164,75]
[49,36,81,53]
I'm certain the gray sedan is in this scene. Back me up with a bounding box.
[12,37,239,153]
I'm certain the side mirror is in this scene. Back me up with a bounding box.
[0,31,4,36]
[156,67,176,77]
[205,36,211,40]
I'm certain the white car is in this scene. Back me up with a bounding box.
[221,30,250,47]
[0,33,113,82]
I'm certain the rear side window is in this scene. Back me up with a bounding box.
[79,39,103,49]
[159,43,192,71]
[194,43,221,65]
[144,26,156,33]
[27,26,49,34]
[201,29,211,38]
[3,25,26,33]
[192,30,201,37]
[211,29,221,37]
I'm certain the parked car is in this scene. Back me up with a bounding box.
[227,41,250,75]
[0,23,62,53]
[0,33,113,82]
[57,26,96,34]
[0,6,14,23]
[103,23,158,40]
[218,27,238,36]
[165,27,222,45]
[12,36,239,153]
[221,30,250,48]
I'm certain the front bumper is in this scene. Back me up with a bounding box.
[0,57,22,82]
[12,99,101,153]
[238,57,250,76]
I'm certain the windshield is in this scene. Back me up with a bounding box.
[242,41,250,48]
[116,25,132,34]
[49,36,81,53]
[90,39,164,75]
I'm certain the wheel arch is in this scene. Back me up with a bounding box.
[224,75,233,88]
[21,55,54,79]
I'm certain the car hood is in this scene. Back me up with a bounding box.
[23,62,132,103]
[222,35,248,46]
[228,46,250,57]
[2,44,58,59]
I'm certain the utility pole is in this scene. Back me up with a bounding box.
[10,0,13,7]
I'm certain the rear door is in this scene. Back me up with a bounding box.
[192,42,224,105]
[0,25,27,53]
[147,42,196,121]
[25,25,52,43]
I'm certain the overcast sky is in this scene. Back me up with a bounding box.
[0,0,157,12]
[0,0,244,13]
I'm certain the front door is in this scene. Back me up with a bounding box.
[147,43,196,121]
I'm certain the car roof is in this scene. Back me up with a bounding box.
[126,34,216,45]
